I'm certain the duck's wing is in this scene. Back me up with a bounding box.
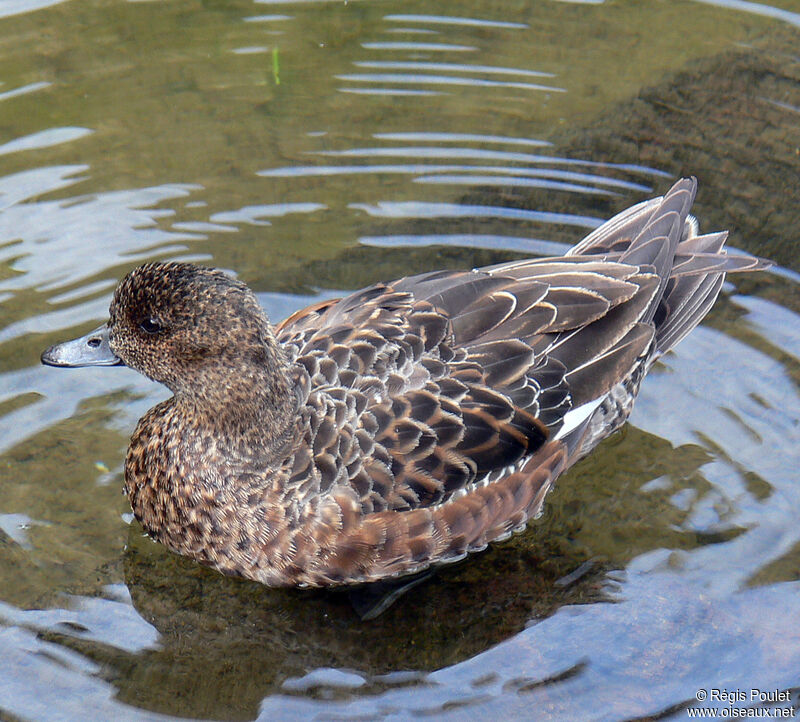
[274,297,341,335]
[276,264,658,584]
[277,177,771,584]
[276,254,658,507]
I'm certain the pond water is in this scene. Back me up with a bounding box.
[1,0,800,720]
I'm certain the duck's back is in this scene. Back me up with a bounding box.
[256,178,769,586]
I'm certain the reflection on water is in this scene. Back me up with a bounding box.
[1,424,715,719]
[0,0,66,20]
[691,0,800,27]
[1,0,799,719]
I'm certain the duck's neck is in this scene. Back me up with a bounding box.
[176,345,297,461]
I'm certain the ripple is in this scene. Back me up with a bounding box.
[385,28,439,35]
[384,14,528,30]
[243,14,292,22]
[361,41,477,52]
[359,233,572,255]
[732,294,800,359]
[231,46,270,55]
[255,0,363,3]
[47,279,117,305]
[373,132,552,147]
[1,350,156,457]
[0,513,48,550]
[0,295,117,345]
[0,0,68,19]
[0,596,159,656]
[414,174,618,195]
[260,162,475,177]
[209,202,326,226]
[759,96,800,114]
[0,81,51,103]
[282,668,367,693]
[259,163,654,194]
[0,165,86,210]
[354,60,555,78]
[0,167,201,293]
[337,72,564,92]
[349,201,602,228]
[690,0,800,27]
[171,221,238,233]
[0,128,93,157]
[338,87,445,96]
[313,145,670,176]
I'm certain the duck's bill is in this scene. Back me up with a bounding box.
[41,324,122,367]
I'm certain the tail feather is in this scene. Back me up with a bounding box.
[671,251,769,277]
[619,213,680,270]
[534,177,769,465]
[656,273,725,353]
[567,197,662,256]
[676,230,728,255]
[569,177,770,358]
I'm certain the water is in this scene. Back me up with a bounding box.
[1,0,799,719]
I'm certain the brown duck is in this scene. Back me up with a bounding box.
[42,178,769,587]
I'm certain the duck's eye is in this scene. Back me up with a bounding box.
[139,318,163,335]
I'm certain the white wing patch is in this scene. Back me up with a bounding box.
[554,396,605,440]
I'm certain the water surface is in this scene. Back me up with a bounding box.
[1,0,799,719]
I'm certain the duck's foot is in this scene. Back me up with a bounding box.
[348,569,435,621]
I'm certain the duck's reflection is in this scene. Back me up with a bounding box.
[51,423,715,720]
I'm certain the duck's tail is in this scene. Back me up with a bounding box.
[567,177,771,358]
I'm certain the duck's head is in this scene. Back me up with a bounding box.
[42,262,287,402]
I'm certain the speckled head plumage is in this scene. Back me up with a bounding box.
[108,262,285,398]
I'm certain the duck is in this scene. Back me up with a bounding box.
[41,178,769,587]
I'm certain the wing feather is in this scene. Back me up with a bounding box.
[273,177,768,545]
